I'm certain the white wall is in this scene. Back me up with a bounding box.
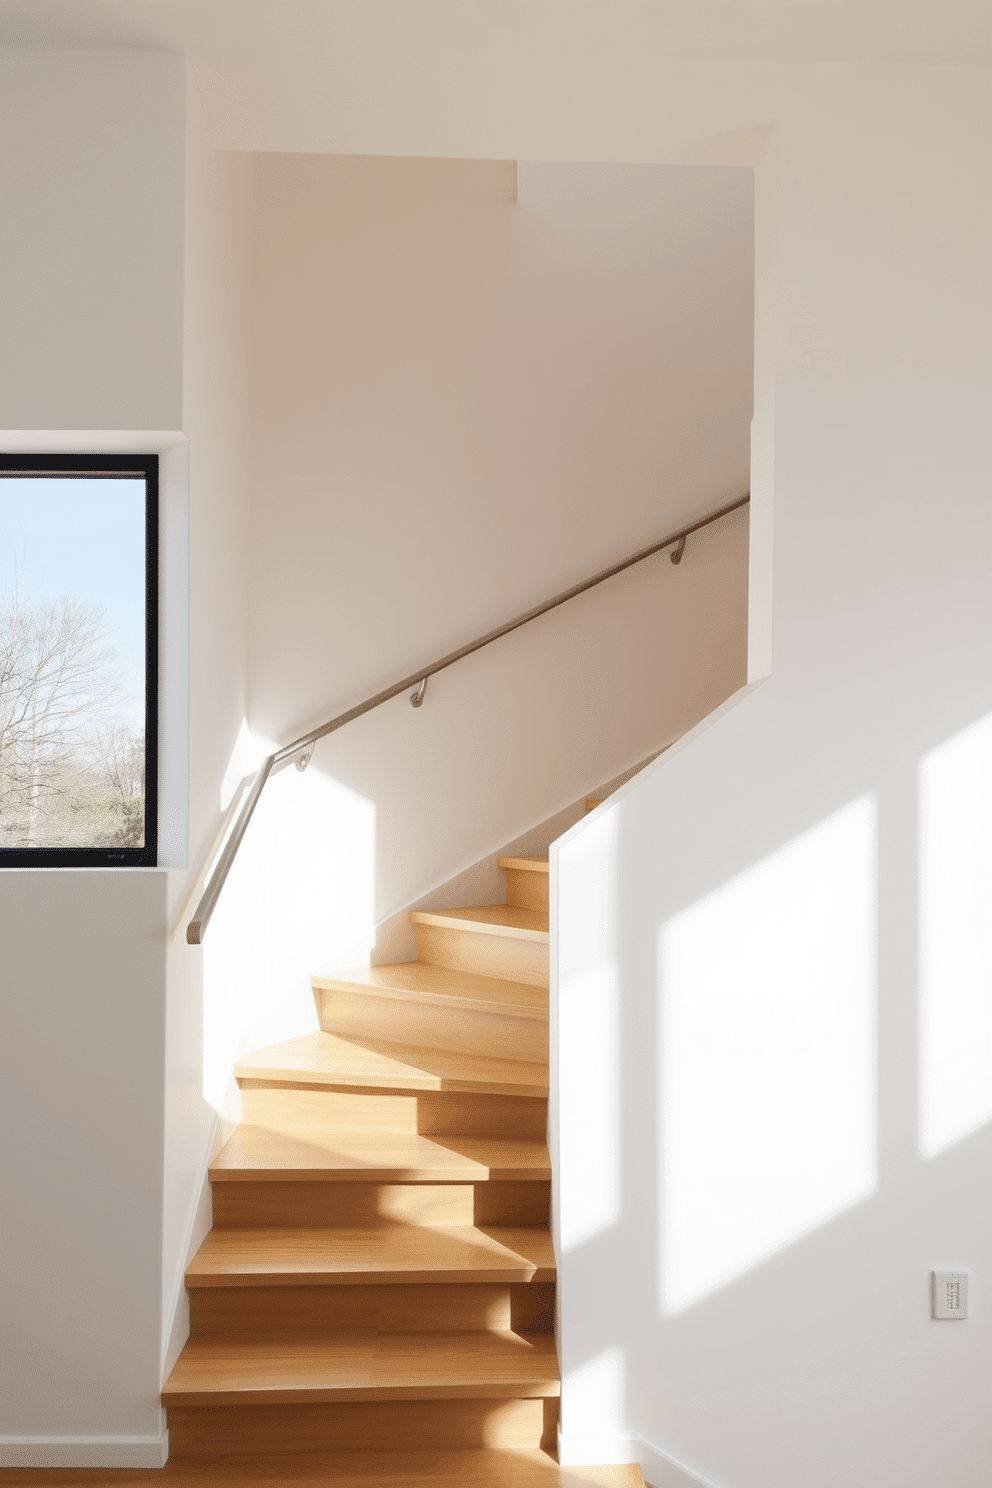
[233,153,750,1036]
[0,50,185,431]
[0,50,185,1468]
[554,67,992,1487]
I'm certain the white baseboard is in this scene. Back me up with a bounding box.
[636,1434,722,1488]
[558,1425,637,1467]
[0,1432,169,1468]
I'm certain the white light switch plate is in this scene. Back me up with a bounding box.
[933,1271,968,1320]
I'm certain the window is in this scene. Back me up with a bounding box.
[0,453,158,866]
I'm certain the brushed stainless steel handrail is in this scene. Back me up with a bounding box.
[187,491,749,943]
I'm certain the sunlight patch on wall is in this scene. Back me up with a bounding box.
[558,808,621,1252]
[202,755,375,1117]
[658,795,877,1315]
[919,713,992,1159]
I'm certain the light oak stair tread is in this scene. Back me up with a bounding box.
[211,1124,551,1182]
[186,1224,555,1286]
[497,855,549,874]
[0,1449,645,1485]
[585,798,603,810]
[313,963,548,1020]
[163,1329,560,1406]
[410,904,549,942]
[236,1031,548,1098]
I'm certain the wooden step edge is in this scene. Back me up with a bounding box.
[410,907,549,943]
[585,797,604,811]
[497,855,549,874]
[163,1378,562,1408]
[185,1260,557,1288]
[313,970,548,1021]
[208,1160,553,1184]
[234,1066,549,1100]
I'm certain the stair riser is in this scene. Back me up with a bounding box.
[416,924,548,987]
[239,1082,547,1138]
[212,1179,551,1228]
[189,1281,555,1338]
[240,1083,420,1133]
[504,868,549,914]
[315,987,548,1063]
[167,1397,547,1457]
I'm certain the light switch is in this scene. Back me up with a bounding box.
[933,1271,968,1320]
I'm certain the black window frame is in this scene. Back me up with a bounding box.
[0,452,158,868]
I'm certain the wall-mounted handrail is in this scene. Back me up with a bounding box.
[187,490,749,944]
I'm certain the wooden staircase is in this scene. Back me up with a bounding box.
[162,852,643,1485]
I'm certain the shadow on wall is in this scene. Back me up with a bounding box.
[556,707,992,1483]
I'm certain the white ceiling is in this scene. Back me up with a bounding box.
[0,1,988,155]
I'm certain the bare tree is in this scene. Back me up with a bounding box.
[0,584,125,846]
[92,721,146,847]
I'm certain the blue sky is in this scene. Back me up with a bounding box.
[0,476,147,732]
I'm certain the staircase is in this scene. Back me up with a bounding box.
[163,852,643,1484]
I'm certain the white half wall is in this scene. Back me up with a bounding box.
[554,66,992,1488]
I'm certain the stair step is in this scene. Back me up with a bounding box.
[212,1177,549,1229]
[411,906,549,987]
[314,963,547,1019]
[187,1224,555,1286]
[410,905,549,941]
[499,855,550,912]
[211,1123,551,1183]
[163,1329,560,1407]
[236,1084,546,1144]
[189,1280,555,1338]
[497,855,549,874]
[166,1398,554,1459]
[236,1031,548,1098]
[313,963,548,1064]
